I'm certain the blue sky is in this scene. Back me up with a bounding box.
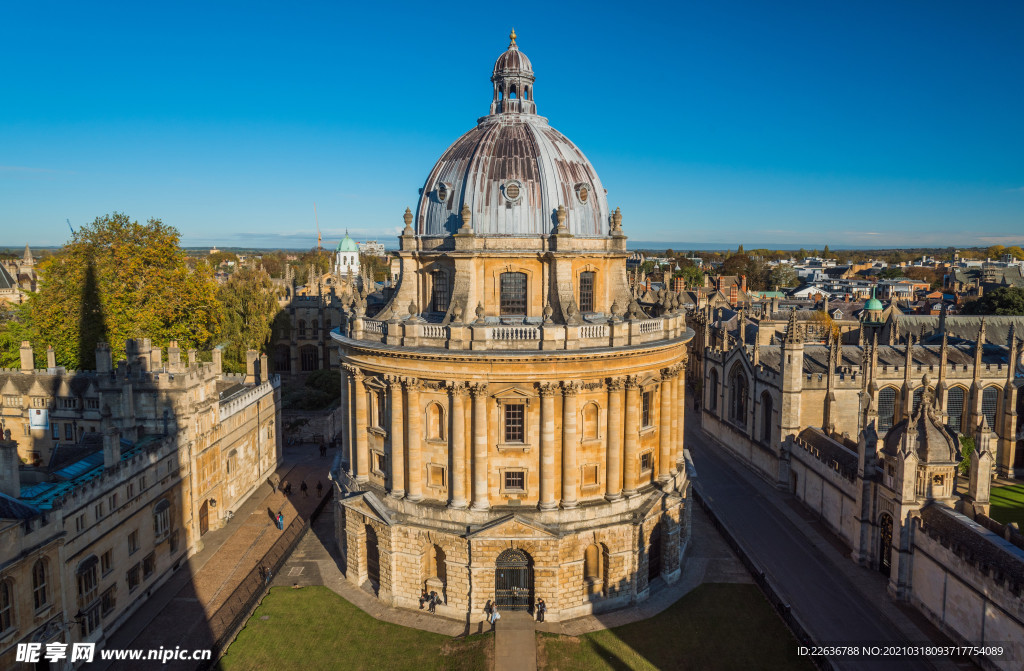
[2,1,1023,249]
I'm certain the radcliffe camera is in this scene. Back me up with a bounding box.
[1,3,1022,671]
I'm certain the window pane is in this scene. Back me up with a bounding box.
[946,388,964,433]
[982,388,998,431]
[504,404,525,442]
[500,272,527,316]
[431,270,450,313]
[579,272,595,312]
[878,388,896,432]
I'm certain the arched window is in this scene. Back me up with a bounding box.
[728,366,748,426]
[274,344,291,373]
[298,320,307,337]
[509,84,517,99]
[500,272,527,316]
[423,545,447,589]
[878,387,897,432]
[582,403,599,440]
[431,269,450,313]
[32,559,48,610]
[312,319,319,337]
[154,499,171,539]
[579,271,595,312]
[0,580,11,632]
[761,392,773,443]
[982,386,999,431]
[708,369,719,411]
[76,556,98,608]
[524,86,530,100]
[946,387,966,433]
[426,403,445,441]
[584,544,600,582]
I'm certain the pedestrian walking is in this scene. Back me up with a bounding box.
[281,480,290,496]
[490,609,501,627]
[536,598,546,622]
[316,481,323,497]
[276,512,284,530]
[484,600,493,622]
[300,480,308,497]
[320,443,327,458]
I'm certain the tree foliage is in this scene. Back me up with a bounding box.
[0,302,42,368]
[768,264,799,290]
[30,213,220,369]
[675,262,705,289]
[217,265,281,372]
[960,286,1024,316]
[719,254,770,291]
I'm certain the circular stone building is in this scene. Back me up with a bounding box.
[330,32,693,621]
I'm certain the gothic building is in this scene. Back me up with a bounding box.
[330,33,693,621]
[0,339,281,669]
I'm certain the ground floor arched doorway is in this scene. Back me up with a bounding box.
[879,513,893,577]
[199,500,209,536]
[648,523,662,582]
[365,525,380,588]
[495,548,532,611]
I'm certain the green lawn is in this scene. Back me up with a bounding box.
[989,484,1024,527]
[217,586,491,671]
[538,583,814,671]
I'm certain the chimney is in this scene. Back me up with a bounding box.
[187,349,197,366]
[740,275,747,292]
[95,342,112,373]
[245,350,258,384]
[103,424,121,470]
[151,346,162,371]
[140,338,152,370]
[20,341,33,373]
[46,346,56,370]
[259,353,269,384]
[0,438,21,498]
[212,347,223,374]
[168,341,181,371]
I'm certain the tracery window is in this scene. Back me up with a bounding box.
[878,387,897,432]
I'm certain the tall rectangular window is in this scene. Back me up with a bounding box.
[642,391,652,428]
[431,269,450,313]
[579,271,595,312]
[500,272,527,316]
[504,404,525,443]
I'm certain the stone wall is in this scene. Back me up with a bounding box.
[910,509,1024,670]
[787,442,860,548]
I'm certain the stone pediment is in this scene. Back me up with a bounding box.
[340,491,394,526]
[466,514,557,540]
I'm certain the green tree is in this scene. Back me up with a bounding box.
[298,248,332,282]
[30,212,221,369]
[260,251,286,278]
[719,254,770,291]
[768,264,799,290]
[960,286,1024,316]
[217,266,281,372]
[209,251,239,266]
[676,263,705,289]
[0,302,42,368]
[822,244,831,258]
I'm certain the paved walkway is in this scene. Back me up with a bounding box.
[495,612,537,671]
[96,444,335,670]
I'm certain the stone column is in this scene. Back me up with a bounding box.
[539,383,558,510]
[623,377,640,497]
[388,378,405,497]
[340,365,352,475]
[405,380,423,501]
[449,384,468,509]
[605,378,624,500]
[353,369,369,482]
[676,365,686,467]
[470,383,489,510]
[658,371,672,483]
[561,382,579,508]
[669,371,679,474]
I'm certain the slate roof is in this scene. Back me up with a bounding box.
[896,315,1024,348]
[797,427,858,475]
[0,264,15,290]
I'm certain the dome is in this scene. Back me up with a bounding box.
[336,232,358,253]
[414,33,610,238]
[864,286,883,312]
[881,382,960,463]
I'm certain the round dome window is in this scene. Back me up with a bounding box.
[576,183,589,204]
[436,182,451,203]
[503,180,522,202]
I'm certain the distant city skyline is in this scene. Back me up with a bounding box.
[2,1,1023,249]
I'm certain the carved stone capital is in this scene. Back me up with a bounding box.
[561,381,580,396]
[606,377,625,391]
[624,375,641,389]
[469,383,489,398]
[448,382,467,397]
[537,382,559,397]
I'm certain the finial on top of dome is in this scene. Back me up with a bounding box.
[509,28,517,47]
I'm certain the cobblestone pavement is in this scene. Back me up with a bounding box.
[95,444,335,670]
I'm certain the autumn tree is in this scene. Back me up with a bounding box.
[961,287,1024,316]
[768,264,799,290]
[217,265,281,373]
[30,212,221,369]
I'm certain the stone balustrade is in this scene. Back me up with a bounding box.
[340,312,688,352]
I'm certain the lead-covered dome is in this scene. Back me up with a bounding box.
[415,32,610,238]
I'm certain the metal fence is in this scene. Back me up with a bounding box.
[199,493,332,669]
[692,485,834,671]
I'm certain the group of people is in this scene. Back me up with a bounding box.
[274,479,324,498]
[418,589,442,614]
[483,598,546,625]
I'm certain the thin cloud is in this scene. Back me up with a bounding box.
[1005,186,1024,193]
